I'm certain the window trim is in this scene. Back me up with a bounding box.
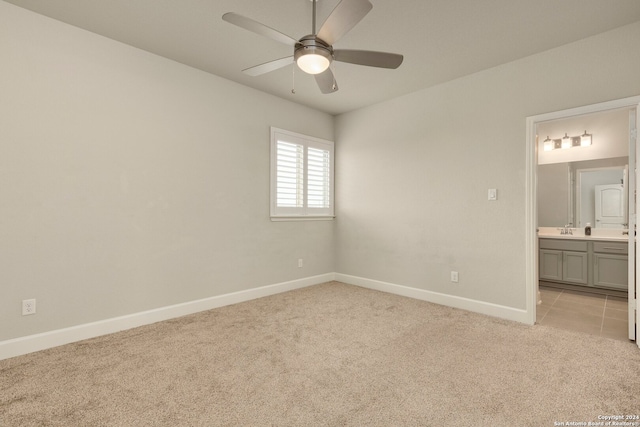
[270,127,335,221]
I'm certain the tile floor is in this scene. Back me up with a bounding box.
[537,284,630,342]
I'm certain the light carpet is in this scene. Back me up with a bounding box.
[2,281,639,426]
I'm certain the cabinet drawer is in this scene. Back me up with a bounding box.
[593,241,628,255]
[539,239,587,252]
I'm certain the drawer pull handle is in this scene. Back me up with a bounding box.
[600,247,624,251]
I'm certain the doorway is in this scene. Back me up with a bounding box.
[525,96,640,347]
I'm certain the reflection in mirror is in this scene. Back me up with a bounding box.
[537,157,628,228]
[576,166,627,228]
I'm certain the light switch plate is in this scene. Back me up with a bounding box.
[488,188,497,201]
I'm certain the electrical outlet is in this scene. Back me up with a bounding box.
[22,299,36,316]
[298,258,303,268]
[450,271,459,283]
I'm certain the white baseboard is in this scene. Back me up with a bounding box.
[335,273,530,324]
[1,272,532,361]
[0,273,335,361]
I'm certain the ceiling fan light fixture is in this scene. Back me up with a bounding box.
[295,46,332,75]
[223,0,403,93]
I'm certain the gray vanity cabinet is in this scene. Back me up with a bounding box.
[563,251,589,284]
[539,238,628,291]
[592,241,628,290]
[539,249,563,282]
[539,239,588,285]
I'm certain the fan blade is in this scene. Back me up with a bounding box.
[317,0,372,45]
[222,12,299,47]
[242,56,294,77]
[314,68,339,94]
[333,49,403,69]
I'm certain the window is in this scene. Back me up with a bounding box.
[270,127,334,219]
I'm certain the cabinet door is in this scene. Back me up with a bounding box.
[593,253,628,290]
[563,251,588,285]
[540,249,563,281]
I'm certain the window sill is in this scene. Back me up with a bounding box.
[270,215,335,222]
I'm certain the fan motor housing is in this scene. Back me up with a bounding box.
[294,35,333,63]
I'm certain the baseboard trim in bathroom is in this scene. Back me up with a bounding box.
[539,280,627,299]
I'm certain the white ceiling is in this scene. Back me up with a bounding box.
[5,0,640,115]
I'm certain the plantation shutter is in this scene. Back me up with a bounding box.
[270,128,334,218]
[307,145,331,209]
[276,140,304,208]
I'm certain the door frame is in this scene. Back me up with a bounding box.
[525,96,640,347]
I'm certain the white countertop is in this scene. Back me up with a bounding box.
[537,227,629,242]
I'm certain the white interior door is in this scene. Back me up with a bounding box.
[629,107,638,344]
[595,184,625,228]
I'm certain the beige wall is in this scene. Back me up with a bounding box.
[334,21,640,310]
[2,0,640,345]
[0,2,335,341]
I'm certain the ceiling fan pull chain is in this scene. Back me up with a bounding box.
[331,63,337,91]
[291,65,296,94]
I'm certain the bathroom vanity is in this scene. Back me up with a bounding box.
[538,228,629,291]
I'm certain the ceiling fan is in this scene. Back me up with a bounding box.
[222,0,403,94]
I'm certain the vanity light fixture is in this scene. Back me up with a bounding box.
[543,136,555,152]
[542,131,592,151]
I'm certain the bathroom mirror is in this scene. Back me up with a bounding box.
[538,157,628,228]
